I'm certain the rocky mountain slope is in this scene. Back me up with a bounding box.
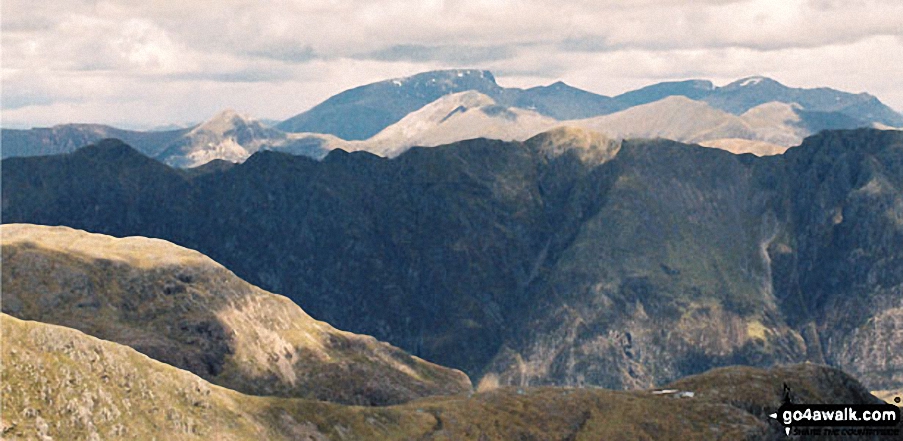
[1,314,886,440]
[0,223,470,405]
[3,129,901,397]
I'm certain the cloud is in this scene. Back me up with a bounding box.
[2,0,901,128]
[357,44,517,64]
[246,45,318,63]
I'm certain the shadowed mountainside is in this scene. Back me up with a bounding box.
[2,129,901,396]
[0,224,471,406]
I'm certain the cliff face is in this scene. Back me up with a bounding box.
[1,224,471,406]
[2,129,901,394]
[1,313,884,440]
[773,130,903,391]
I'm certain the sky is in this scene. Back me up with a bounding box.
[2,0,902,129]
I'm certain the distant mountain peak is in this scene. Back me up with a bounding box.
[723,76,784,90]
[69,138,169,168]
[194,109,257,134]
[213,108,242,118]
[155,109,288,168]
[689,79,716,90]
[526,126,620,163]
[612,79,716,107]
[74,138,140,157]
[656,79,716,91]
[650,95,714,108]
[278,69,503,139]
[363,90,557,157]
[389,69,497,86]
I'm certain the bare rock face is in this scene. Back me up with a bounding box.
[773,129,903,395]
[1,224,471,405]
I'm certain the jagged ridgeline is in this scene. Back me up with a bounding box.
[0,224,471,406]
[0,313,886,439]
[2,128,902,397]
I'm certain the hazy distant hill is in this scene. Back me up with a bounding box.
[571,96,807,151]
[1,223,471,405]
[616,76,903,127]
[614,79,717,107]
[0,123,189,158]
[358,91,558,157]
[4,129,901,396]
[575,96,760,143]
[1,113,332,168]
[511,80,625,119]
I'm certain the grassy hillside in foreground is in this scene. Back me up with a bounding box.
[2,313,890,440]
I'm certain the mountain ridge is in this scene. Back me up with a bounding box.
[4,129,900,395]
[5,70,899,165]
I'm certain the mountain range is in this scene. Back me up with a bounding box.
[276,69,624,140]
[4,128,901,400]
[278,70,903,139]
[4,70,901,167]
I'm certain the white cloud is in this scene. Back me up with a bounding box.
[2,0,901,128]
